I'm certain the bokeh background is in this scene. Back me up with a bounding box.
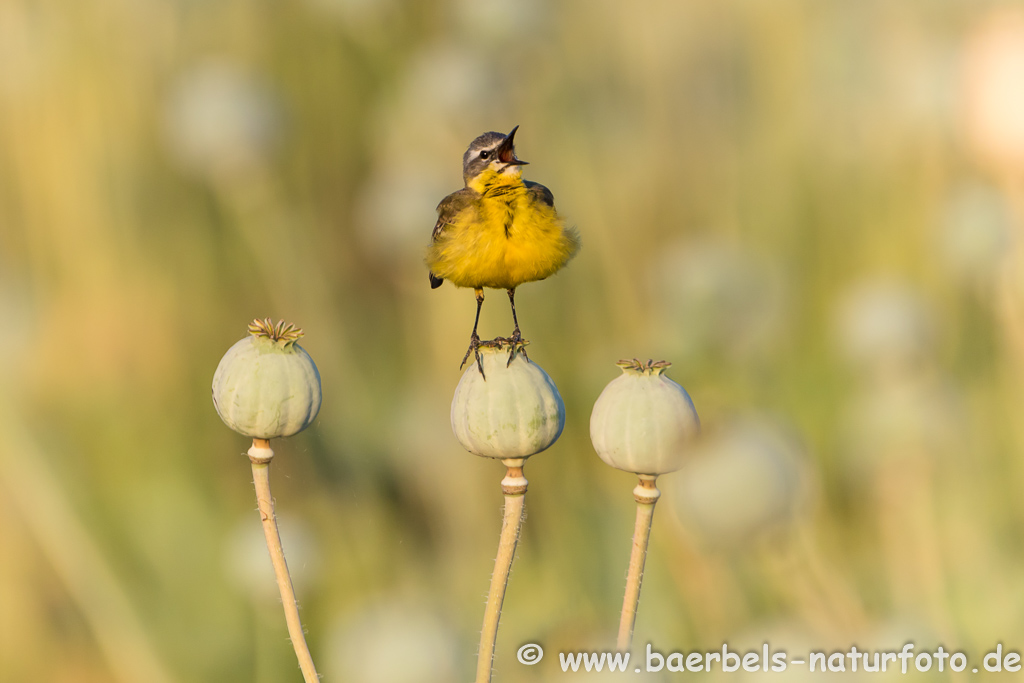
[3,0,1024,680]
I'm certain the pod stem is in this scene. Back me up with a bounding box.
[617,474,661,653]
[248,438,320,683]
[476,458,529,683]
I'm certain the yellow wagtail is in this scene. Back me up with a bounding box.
[426,126,580,373]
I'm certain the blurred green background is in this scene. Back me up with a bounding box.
[3,0,1024,680]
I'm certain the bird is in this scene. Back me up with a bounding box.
[426,126,580,375]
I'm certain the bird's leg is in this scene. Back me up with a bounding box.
[506,288,528,365]
[461,288,487,377]
[507,288,522,341]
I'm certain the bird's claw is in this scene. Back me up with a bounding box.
[507,329,528,366]
[460,334,485,379]
[487,333,529,367]
[462,335,530,377]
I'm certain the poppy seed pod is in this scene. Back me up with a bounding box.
[590,359,700,475]
[212,318,322,440]
[450,342,565,459]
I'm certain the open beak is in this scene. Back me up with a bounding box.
[496,125,528,166]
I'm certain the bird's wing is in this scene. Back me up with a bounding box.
[524,180,555,208]
[432,188,476,241]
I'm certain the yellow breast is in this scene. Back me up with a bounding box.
[427,175,580,290]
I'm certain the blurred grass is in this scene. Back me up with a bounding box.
[2,0,1024,680]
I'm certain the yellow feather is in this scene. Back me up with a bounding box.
[426,170,580,290]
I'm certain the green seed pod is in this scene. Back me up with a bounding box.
[590,359,700,475]
[450,343,565,459]
[212,318,322,439]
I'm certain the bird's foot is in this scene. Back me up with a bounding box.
[460,334,485,378]
[488,333,529,367]
[507,329,528,366]
[462,336,530,377]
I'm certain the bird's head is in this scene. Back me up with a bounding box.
[462,125,528,185]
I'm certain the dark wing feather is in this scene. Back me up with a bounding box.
[431,188,476,240]
[428,188,476,288]
[524,180,555,208]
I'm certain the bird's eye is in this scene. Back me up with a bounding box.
[480,151,490,160]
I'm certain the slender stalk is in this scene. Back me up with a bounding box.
[617,475,660,652]
[248,438,320,683]
[476,458,528,683]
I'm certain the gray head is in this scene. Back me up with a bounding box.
[462,125,528,184]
